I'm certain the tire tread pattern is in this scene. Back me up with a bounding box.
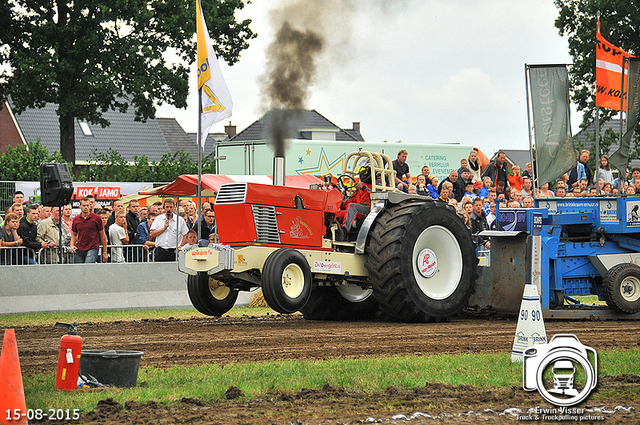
[365,199,476,322]
[603,263,640,314]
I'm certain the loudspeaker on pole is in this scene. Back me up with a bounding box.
[40,162,74,207]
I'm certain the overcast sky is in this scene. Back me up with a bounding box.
[157,0,582,158]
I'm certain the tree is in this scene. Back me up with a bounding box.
[555,1,640,128]
[0,140,70,181]
[79,149,216,182]
[0,0,255,165]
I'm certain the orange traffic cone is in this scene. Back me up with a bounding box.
[0,329,28,425]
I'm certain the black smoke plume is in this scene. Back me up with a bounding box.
[262,21,323,156]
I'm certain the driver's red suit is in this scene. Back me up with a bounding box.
[335,182,371,231]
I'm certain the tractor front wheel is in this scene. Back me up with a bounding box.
[187,274,238,316]
[261,248,312,314]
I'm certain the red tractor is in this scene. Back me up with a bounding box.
[178,151,476,322]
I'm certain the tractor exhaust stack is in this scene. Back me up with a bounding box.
[273,156,286,186]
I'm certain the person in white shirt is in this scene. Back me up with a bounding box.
[109,211,128,263]
[149,198,188,262]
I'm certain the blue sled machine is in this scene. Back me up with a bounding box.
[472,196,640,319]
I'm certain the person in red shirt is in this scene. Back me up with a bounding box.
[336,167,372,232]
[507,165,524,191]
[70,197,108,263]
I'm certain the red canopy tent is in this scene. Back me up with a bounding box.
[140,174,323,197]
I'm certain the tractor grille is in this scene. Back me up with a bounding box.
[252,205,281,244]
[215,183,247,204]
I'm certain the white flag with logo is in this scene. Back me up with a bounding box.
[196,0,232,149]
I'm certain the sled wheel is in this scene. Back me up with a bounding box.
[261,248,312,314]
[365,199,477,322]
[300,282,378,321]
[187,273,238,316]
[603,263,640,313]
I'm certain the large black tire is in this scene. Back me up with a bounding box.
[603,263,640,313]
[365,200,476,322]
[187,274,239,316]
[300,282,378,321]
[261,248,312,314]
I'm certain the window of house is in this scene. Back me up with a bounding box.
[78,120,93,136]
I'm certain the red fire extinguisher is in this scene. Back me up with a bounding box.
[55,321,82,391]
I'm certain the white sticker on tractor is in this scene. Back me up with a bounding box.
[417,249,437,278]
[313,260,342,273]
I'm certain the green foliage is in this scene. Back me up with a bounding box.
[79,149,131,182]
[78,149,217,182]
[555,0,640,130]
[0,140,69,181]
[0,0,256,163]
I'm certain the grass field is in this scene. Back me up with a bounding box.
[5,308,639,415]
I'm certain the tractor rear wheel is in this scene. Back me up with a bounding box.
[365,200,476,322]
[603,263,640,313]
[187,274,238,316]
[300,283,378,320]
[261,248,312,314]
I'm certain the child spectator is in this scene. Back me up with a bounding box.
[427,177,439,199]
[462,181,478,203]
[596,155,614,184]
[522,197,534,208]
[511,190,523,205]
[479,176,492,199]
[508,165,524,191]
[415,175,430,197]
[0,213,24,264]
[109,211,129,263]
[457,158,469,177]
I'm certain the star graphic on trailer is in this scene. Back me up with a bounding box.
[306,149,311,155]
[295,148,346,175]
[298,157,303,164]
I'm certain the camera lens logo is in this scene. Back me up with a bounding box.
[523,334,597,406]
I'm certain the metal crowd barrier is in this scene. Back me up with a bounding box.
[0,246,38,265]
[0,244,163,265]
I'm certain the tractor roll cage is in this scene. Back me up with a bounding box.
[342,151,397,194]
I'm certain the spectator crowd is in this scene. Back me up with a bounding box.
[0,147,635,264]
[390,148,633,250]
[0,190,216,265]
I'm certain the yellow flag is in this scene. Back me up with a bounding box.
[196,0,232,148]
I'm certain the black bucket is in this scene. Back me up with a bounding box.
[79,350,144,388]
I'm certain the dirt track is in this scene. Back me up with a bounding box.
[14,314,640,424]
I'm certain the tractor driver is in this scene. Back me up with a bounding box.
[335,167,372,232]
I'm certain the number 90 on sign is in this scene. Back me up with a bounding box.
[520,309,542,321]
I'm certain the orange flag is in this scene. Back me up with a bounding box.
[596,20,634,111]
